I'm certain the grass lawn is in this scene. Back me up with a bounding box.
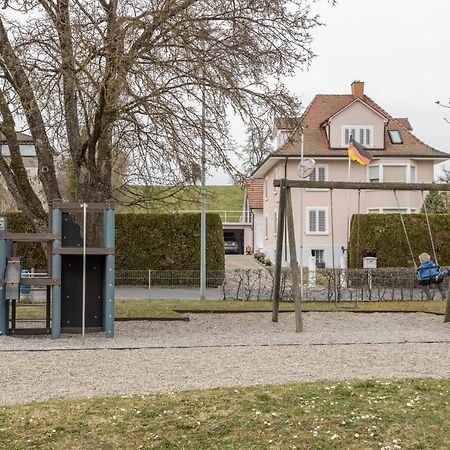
[116,185,244,213]
[15,299,447,320]
[1,378,450,449]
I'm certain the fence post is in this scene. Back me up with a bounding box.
[148,269,151,299]
[308,256,316,288]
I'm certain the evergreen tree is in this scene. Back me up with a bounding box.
[421,191,448,213]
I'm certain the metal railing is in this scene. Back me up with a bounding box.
[180,210,251,223]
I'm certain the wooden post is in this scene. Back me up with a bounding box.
[272,179,287,322]
[273,180,450,192]
[286,188,303,332]
[445,282,450,323]
[0,216,9,335]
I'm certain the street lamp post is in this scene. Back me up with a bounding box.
[200,60,207,301]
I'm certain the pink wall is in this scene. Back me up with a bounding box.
[329,101,386,148]
[261,157,436,266]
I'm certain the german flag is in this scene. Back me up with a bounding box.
[348,138,373,165]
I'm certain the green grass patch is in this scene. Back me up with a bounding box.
[15,300,447,320]
[1,378,450,449]
[117,185,244,213]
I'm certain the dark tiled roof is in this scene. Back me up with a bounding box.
[394,118,413,130]
[273,94,448,159]
[245,178,263,209]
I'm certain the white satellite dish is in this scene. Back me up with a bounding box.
[297,158,316,179]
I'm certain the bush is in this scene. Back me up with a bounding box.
[348,213,450,268]
[5,212,225,274]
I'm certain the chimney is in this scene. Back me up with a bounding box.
[351,81,364,98]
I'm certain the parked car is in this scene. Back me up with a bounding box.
[224,240,239,254]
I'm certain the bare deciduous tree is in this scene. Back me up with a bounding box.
[0,0,326,231]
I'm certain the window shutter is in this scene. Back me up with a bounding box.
[274,211,278,235]
[351,129,356,142]
[309,210,316,232]
[366,128,371,146]
[318,166,326,182]
[359,128,364,144]
[318,210,326,232]
[344,128,350,144]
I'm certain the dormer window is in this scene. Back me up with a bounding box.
[388,130,403,144]
[342,126,373,147]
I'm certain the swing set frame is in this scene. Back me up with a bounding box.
[272,179,450,332]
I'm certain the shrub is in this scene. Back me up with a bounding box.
[4,212,225,274]
[348,213,450,268]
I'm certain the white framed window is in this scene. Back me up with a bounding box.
[366,164,415,183]
[384,165,407,182]
[311,249,325,263]
[308,164,328,182]
[264,177,268,200]
[264,215,268,239]
[273,210,278,236]
[307,164,329,191]
[409,165,417,182]
[368,207,417,214]
[342,126,373,147]
[368,165,380,183]
[306,207,328,234]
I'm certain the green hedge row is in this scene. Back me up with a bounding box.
[4,212,225,272]
[115,213,224,271]
[348,213,450,268]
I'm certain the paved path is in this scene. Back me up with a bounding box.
[225,254,264,270]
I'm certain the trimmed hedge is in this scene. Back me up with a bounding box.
[5,212,225,272]
[5,213,47,269]
[349,213,450,268]
[115,213,224,271]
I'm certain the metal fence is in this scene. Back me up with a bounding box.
[116,267,448,302]
[21,268,447,302]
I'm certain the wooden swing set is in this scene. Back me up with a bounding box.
[272,179,450,332]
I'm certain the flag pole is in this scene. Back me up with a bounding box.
[345,141,352,265]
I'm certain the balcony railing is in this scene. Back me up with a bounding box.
[180,210,252,224]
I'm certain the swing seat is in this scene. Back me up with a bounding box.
[416,264,443,285]
[417,275,444,286]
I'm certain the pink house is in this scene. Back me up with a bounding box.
[248,81,449,267]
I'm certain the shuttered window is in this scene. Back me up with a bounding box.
[343,126,373,146]
[307,208,328,234]
[308,165,328,186]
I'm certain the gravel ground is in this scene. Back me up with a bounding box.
[1,312,450,406]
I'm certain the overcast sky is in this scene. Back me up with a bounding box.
[209,0,450,184]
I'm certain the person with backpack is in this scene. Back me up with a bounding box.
[417,252,450,300]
